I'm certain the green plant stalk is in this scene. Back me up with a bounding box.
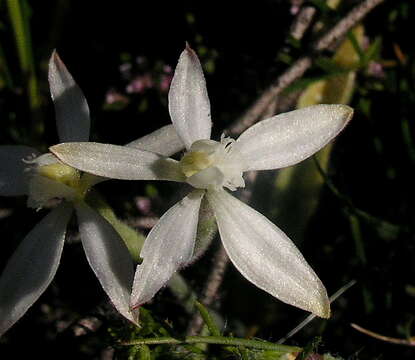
[349,214,367,265]
[195,301,221,336]
[346,31,365,62]
[7,0,41,117]
[167,274,198,314]
[138,345,151,360]
[121,336,301,353]
[0,41,14,88]
[401,116,415,164]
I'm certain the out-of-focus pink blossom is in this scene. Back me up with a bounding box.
[126,74,154,94]
[290,0,304,15]
[160,74,173,93]
[105,89,129,105]
[367,61,385,78]
[135,196,152,215]
[163,64,173,74]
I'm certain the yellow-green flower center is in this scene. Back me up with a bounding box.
[179,151,214,178]
[177,138,246,191]
[37,163,90,201]
[39,163,80,187]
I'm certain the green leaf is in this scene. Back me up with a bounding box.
[363,36,382,65]
[314,57,348,74]
[346,31,365,62]
[7,0,41,122]
[195,301,221,337]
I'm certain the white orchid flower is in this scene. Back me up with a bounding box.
[51,45,353,318]
[0,51,184,336]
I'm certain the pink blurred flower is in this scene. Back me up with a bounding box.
[163,64,173,74]
[135,196,152,215]
[159,74,173,93]
[126,74,154,94]
[367,61,385,78]
[105,89,129,105]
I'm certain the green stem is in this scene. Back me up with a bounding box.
[7,0,42,133]
[167,274,198,314]
[0,41,14,89]
[121,336,301,353]
[138,345,151,360]
[7,0,28,71]
[402,116,415,164]
[195,301,221,336]
[349,213,367,264]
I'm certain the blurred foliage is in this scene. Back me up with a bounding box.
[1,0,415,359]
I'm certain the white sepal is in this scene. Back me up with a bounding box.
[0,203,73,336]
[130,190,204,308]
[234,104,353,171]
[207,189,330,318]
[48,51,90,142]
[50,142,185,182]
[76,203,138,324]
[168,45,212,149]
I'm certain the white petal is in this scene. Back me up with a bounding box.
[168,45,212,149]
[207,189,330,318]
[131,190,204,308]
[50,142,185,182]
[0,145,39,196]
[49,51,90,142]
[127,125,184,156]
[233,104,353,171]
[0,203,72,336]
[75,203,137,324]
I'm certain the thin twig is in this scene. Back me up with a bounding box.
[228,56,312,136]
[351,323,415,347]
[289,5,317,41]
[228,0,386,135]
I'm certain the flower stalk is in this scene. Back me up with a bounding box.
[120,336,302,353]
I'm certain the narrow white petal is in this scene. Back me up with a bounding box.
[50,142,185,182]
[76,203,137,324]
[0,145,39,196]
[49,51,90,142]
[207,190,330,318]
[0,203,72,336]
[234,104,353,171]
[168,45,212,149]
[131,190,204,308]
[127,125,184,156]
